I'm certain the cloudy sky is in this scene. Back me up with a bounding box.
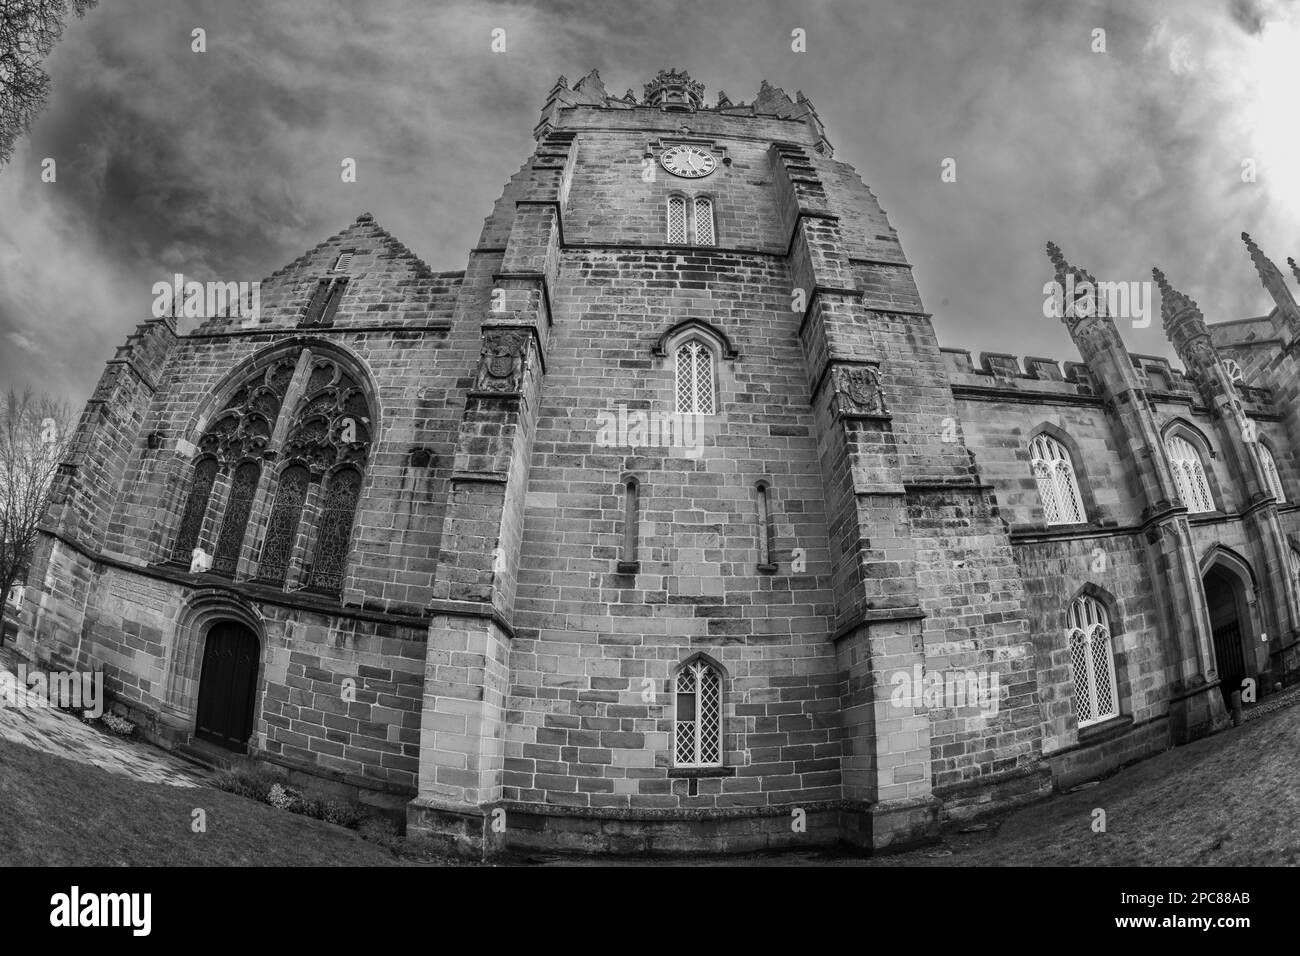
[2,0,1298,406]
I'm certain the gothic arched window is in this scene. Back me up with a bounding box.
[1166,434,1215,514]
[1289,548,1300,591]
[667,195,688,243]
[1029,433,1087,525]
[256,465,311,585]
[1066,594,1120,728]
[212,461,261,577]
[308,468,363,593]
[675,339,716,414]
[1259,443,1286,504]
[171,457,218,562]
[674,658,723,768]
[693,196,716,245]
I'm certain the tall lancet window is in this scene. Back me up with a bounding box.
[675,340,716,414]
[693,197,716,245]
[1166,434,1215,514]
[308,467,363,593]
[667,195,688,243]
[674,658,723,768]
[1066,595,1120,728]
[1029,433,1087,525]
[1259,443,1286,504]
[171,457,219,563]
[212,461,262,577]
[256,465,311,585]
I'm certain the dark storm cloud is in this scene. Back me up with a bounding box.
[1,0,1298,408]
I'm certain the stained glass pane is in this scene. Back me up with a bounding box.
[308,469,362,593]
[171,458,218,561]
[256,465,310,585]
[212,462,261,577]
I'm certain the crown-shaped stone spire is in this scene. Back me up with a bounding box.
[1045,241,1105,324]
[1152,267,1202,327]
[1242,231,1300,334]
[643,69,704,110]
[1152,267,1214,374]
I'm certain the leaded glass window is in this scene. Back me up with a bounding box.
[171,457,218,562]
[667,195,687,243]
[256,465,310,584]
[674,660,722,767]
[308,468,362,593]
[212,461,261,576]
[1259,443,1286,504]
[675,339,715,414]
[1066,595,1120,728]
[693,196,715,245]
[1166,434,1215,514]
[1029,433,1087,525]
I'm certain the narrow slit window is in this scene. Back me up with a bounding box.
[618,477,639,573]
[756,481,777,571]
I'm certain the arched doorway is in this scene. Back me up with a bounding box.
[1202,564,1252,709]
[195,621,260,751]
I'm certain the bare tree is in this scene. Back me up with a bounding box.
[0,0,99,166]
[0,388,72,641]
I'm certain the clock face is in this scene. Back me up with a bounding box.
[660,144,717,178]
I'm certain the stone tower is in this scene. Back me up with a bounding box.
[407,68,1047,854]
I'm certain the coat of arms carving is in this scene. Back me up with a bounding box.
[832,363,886,415]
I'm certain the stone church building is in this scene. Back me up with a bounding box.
[14,69,1300,855]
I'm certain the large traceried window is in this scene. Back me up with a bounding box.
[1166,434,1215,514]
[1259,443,1286,504]
[168,350,372,597]
[1029,433,1087,525]
[674,339,716,414]
[674,659,723,768]
[1066,595,1120,728]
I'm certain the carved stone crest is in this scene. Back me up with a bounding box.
[474,330,530,393]
[831,363,886,416]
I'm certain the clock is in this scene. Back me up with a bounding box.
[660,144,717,178]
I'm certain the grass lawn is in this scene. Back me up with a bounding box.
[0,736,405,866]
